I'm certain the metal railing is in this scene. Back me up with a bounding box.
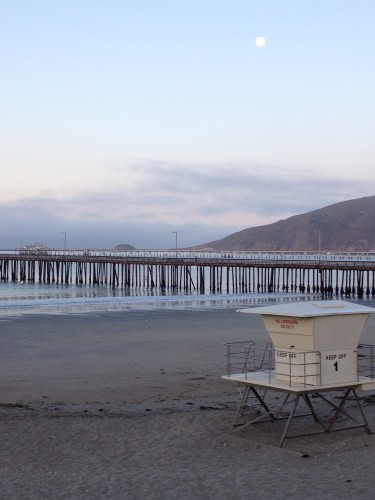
[225,342,322,387]
[225,341,270,376]
[226,342,375,388]
[358,344,375,379]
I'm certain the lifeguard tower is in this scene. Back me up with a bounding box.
[222,300,375,447]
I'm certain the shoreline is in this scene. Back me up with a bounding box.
[0,290,327,318]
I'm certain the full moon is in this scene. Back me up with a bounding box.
[255,36,266,47]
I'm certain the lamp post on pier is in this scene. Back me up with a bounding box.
[172,231,178,258]
[315,229,321,262]
[61,232,67,252]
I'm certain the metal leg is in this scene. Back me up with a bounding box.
[231,385,272,428]
[313,391,361,424]
[273,393,292,418]
[326,389,373,434]
[229,384,373,446]
[303,394,328,429]
[326,388,353,431]
[231,385,251,428]
[249,386,275,420]
[352,390,372,434]
[231,391,304,439]
[278,395,301,448]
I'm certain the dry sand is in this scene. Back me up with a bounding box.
[1,308,375,499]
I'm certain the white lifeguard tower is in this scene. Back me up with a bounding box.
[222,300,375,447]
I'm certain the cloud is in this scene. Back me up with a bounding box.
[1,161,372,249]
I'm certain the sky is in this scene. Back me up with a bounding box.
[1,0,375,250]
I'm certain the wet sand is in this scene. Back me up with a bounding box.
[1,309,375,499]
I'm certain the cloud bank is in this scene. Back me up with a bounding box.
[1,162,371,250]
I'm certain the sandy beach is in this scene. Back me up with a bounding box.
[1,308,375,499]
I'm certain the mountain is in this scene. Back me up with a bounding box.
[196,196,375,252]
[114,243,136,251]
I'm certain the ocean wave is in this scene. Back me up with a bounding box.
[0,290,329,316]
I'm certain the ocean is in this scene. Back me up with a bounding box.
[1,279,374,317]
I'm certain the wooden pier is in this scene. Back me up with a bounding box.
[1,251,375,298]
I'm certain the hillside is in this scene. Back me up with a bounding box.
[196,195,375,252]
[114,243,136,251]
